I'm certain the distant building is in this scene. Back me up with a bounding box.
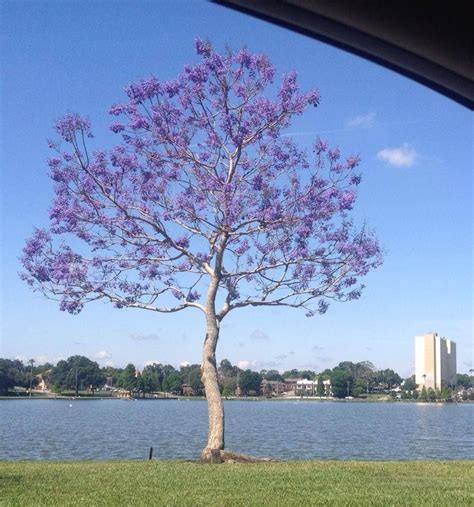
[282,378,301,393]
[35,374,49,392]
[283,378,332,396]
[260,380,283,396]
[321,378,332,397]
[181,383,194,396]
[415,332,456,390]
[296,379,315,394]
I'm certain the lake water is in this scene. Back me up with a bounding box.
[0,399,472,460]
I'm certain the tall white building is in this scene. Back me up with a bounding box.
[415,332,456,390]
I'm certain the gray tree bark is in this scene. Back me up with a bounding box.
[200,275,225,461]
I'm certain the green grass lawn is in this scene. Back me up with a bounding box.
[0,460,472,506]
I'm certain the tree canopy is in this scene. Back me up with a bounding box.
[20,39,382,460]
[239,370,263,396]
[0,359,33,394]
[50,355,105,395]
[21,39,381,321]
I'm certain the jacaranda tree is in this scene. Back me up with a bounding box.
[22,40,382,461]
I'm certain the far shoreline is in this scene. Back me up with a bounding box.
[1,395,472,404]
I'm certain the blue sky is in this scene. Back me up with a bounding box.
[1,0,472,376]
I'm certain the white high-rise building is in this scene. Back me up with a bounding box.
[415,332,456,390]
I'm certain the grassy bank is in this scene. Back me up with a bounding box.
[1,460,472,506]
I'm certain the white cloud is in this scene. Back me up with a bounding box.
[179,361,191,368]
[346,112,375,129]
[93,350,112,361]
[377,143,417,167]
[237,359,258,369]
[144,360,161,367]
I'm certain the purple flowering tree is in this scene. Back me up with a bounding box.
[22,40,382,461]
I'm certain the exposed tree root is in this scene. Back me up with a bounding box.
[201,449,275,464]
[221,450,274,463]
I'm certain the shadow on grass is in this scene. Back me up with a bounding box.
[0,474,24,485]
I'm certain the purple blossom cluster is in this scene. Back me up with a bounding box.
[55,114,93,143]
[21,40,382,317]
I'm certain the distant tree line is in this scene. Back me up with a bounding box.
[318,361,403,398]
[0,356,204,397]
[0,359,38,394]
[1,356,473,399]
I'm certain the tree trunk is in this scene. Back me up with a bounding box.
[200,237,229,463]
[201,319,225,462]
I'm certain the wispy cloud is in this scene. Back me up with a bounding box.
[312,345,323,351]
[283,118,438,140]
[238,359,258,369]
[346,112,375,129]
[319,356,333,364]
[130,333,160,342]
[250,329,269,341]
[301,362,320,370]
[34,354,50,364]
[93,350,112,361]
[275,354,288,360]
[259,360,282,369]
[377,143,417,167]
[282,129,343,138]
